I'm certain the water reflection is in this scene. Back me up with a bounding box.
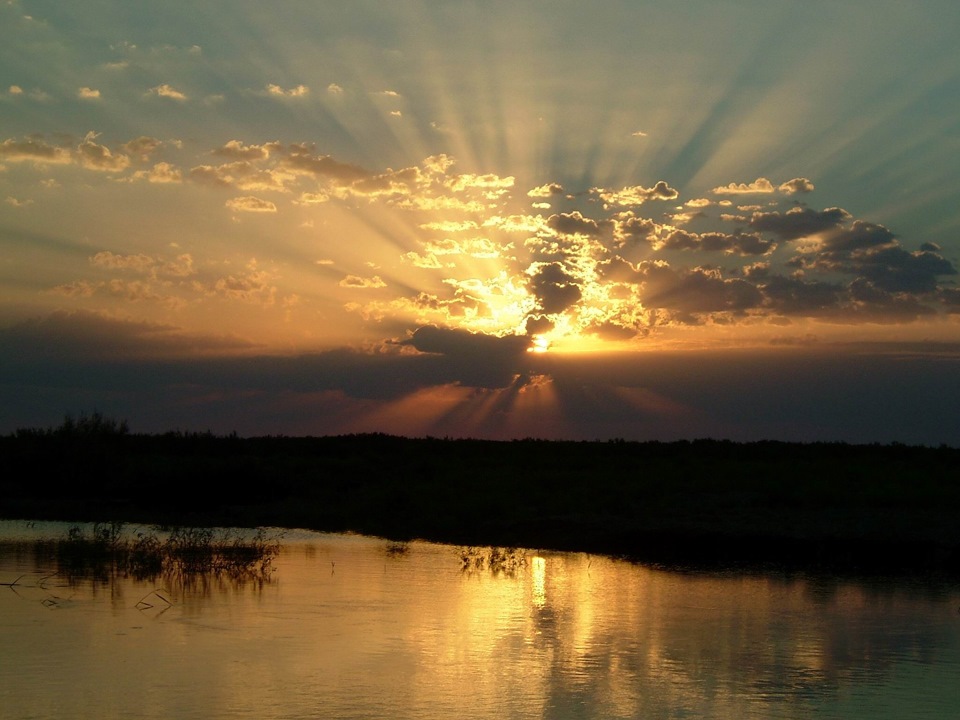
[2,522,959,720]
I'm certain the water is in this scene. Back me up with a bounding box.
[1,521,959,719]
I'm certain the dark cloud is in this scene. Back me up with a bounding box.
[280,144,369,183]
[402,325,530,358]
[841,246,956,294]
[0,311,255,363]
[760,275,843,316]
[547,211,611,238]
[819,220,897,255]
[614,214,659,246]
[661,230,774,255]
[750,207,851,240]
[0,136,72,163]
[778,177,815,195]
[637,263,762,316]
[845,278,936,321]
[3,312,960,445]
[528,262,583,314]
[212,140,281,161]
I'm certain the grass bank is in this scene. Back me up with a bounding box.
[3,418,959,575]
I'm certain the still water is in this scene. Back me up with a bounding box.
[1,521,959,719]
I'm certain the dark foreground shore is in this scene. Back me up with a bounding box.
[3,423,959,576]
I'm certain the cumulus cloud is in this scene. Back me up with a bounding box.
[659,229,774,256]
[132,161,182,183]
[749,206,851,240]
[0,136,72,164]
[281,145,369,183]
[340,275,387,289]
[148,84,188,100]
[778,177,815,194]
[202,260,277,305]
[614,214,659,246]
[527,182,564,198]
[76,133,130,171]
[191,160,292,192]
[528,262,583,314]
[446,173,515,193]
[123,136,163,160]
[78,87,101,99]
[225,196,277,213]
[711,178,776,195]
[402,325,529,358]
[90,251,155,272]
[638,263,763,317]
[266,83,309,97]
[327,83,344,95]
[595,181,678,207]
[547,211,611,238]
[213,140,281,161]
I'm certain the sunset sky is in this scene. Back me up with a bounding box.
[2,1,960,443]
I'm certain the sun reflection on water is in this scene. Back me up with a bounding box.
[531,555,546,608]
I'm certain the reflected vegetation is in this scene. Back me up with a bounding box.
[458,546,527,576]
[19,521,281,590]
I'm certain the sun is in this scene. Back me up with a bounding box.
[528,335,551,353]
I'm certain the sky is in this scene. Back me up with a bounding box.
[2,0,960,443]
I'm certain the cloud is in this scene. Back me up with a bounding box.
[266,83,309,97]
[711,178,776,195]
[78,87,101,99]
[778,177,815,194]
[816,220,897,255]
[401,325,530,359]
[281,145,369,183]
[404,252,445,269]
[659,229,774,256]
[327,83,344,95]
[547,210,612,238]
[212,140,281,161]
[191,160,292,192]
[528,262,583,314]
[749,207,851,240]
[4,196,33,208]
[148,84,187,101]
[714,177,815,196]
[340,275,387,289]
[294,191,330,205]
[123,136,163,160]
[90,251,155,272]
[0,310,254,363]
[202,260,277,305]
[445,173,515,193]
[132,161,182,183]
[637,263,762,317]
[423,237,501,258]
[49,280,100,298]
[76,133,130,171]
[0,136,72,164]
[818,244,957,294]
[595,181,678,207]
[225,196,278,213]
[614,214,659,246]
[527,182,564,198]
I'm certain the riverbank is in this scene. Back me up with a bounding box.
[3,427,959,575]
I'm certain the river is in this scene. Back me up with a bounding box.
[1,521,958,719]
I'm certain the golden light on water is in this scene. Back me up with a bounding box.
[531,556,546,608]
